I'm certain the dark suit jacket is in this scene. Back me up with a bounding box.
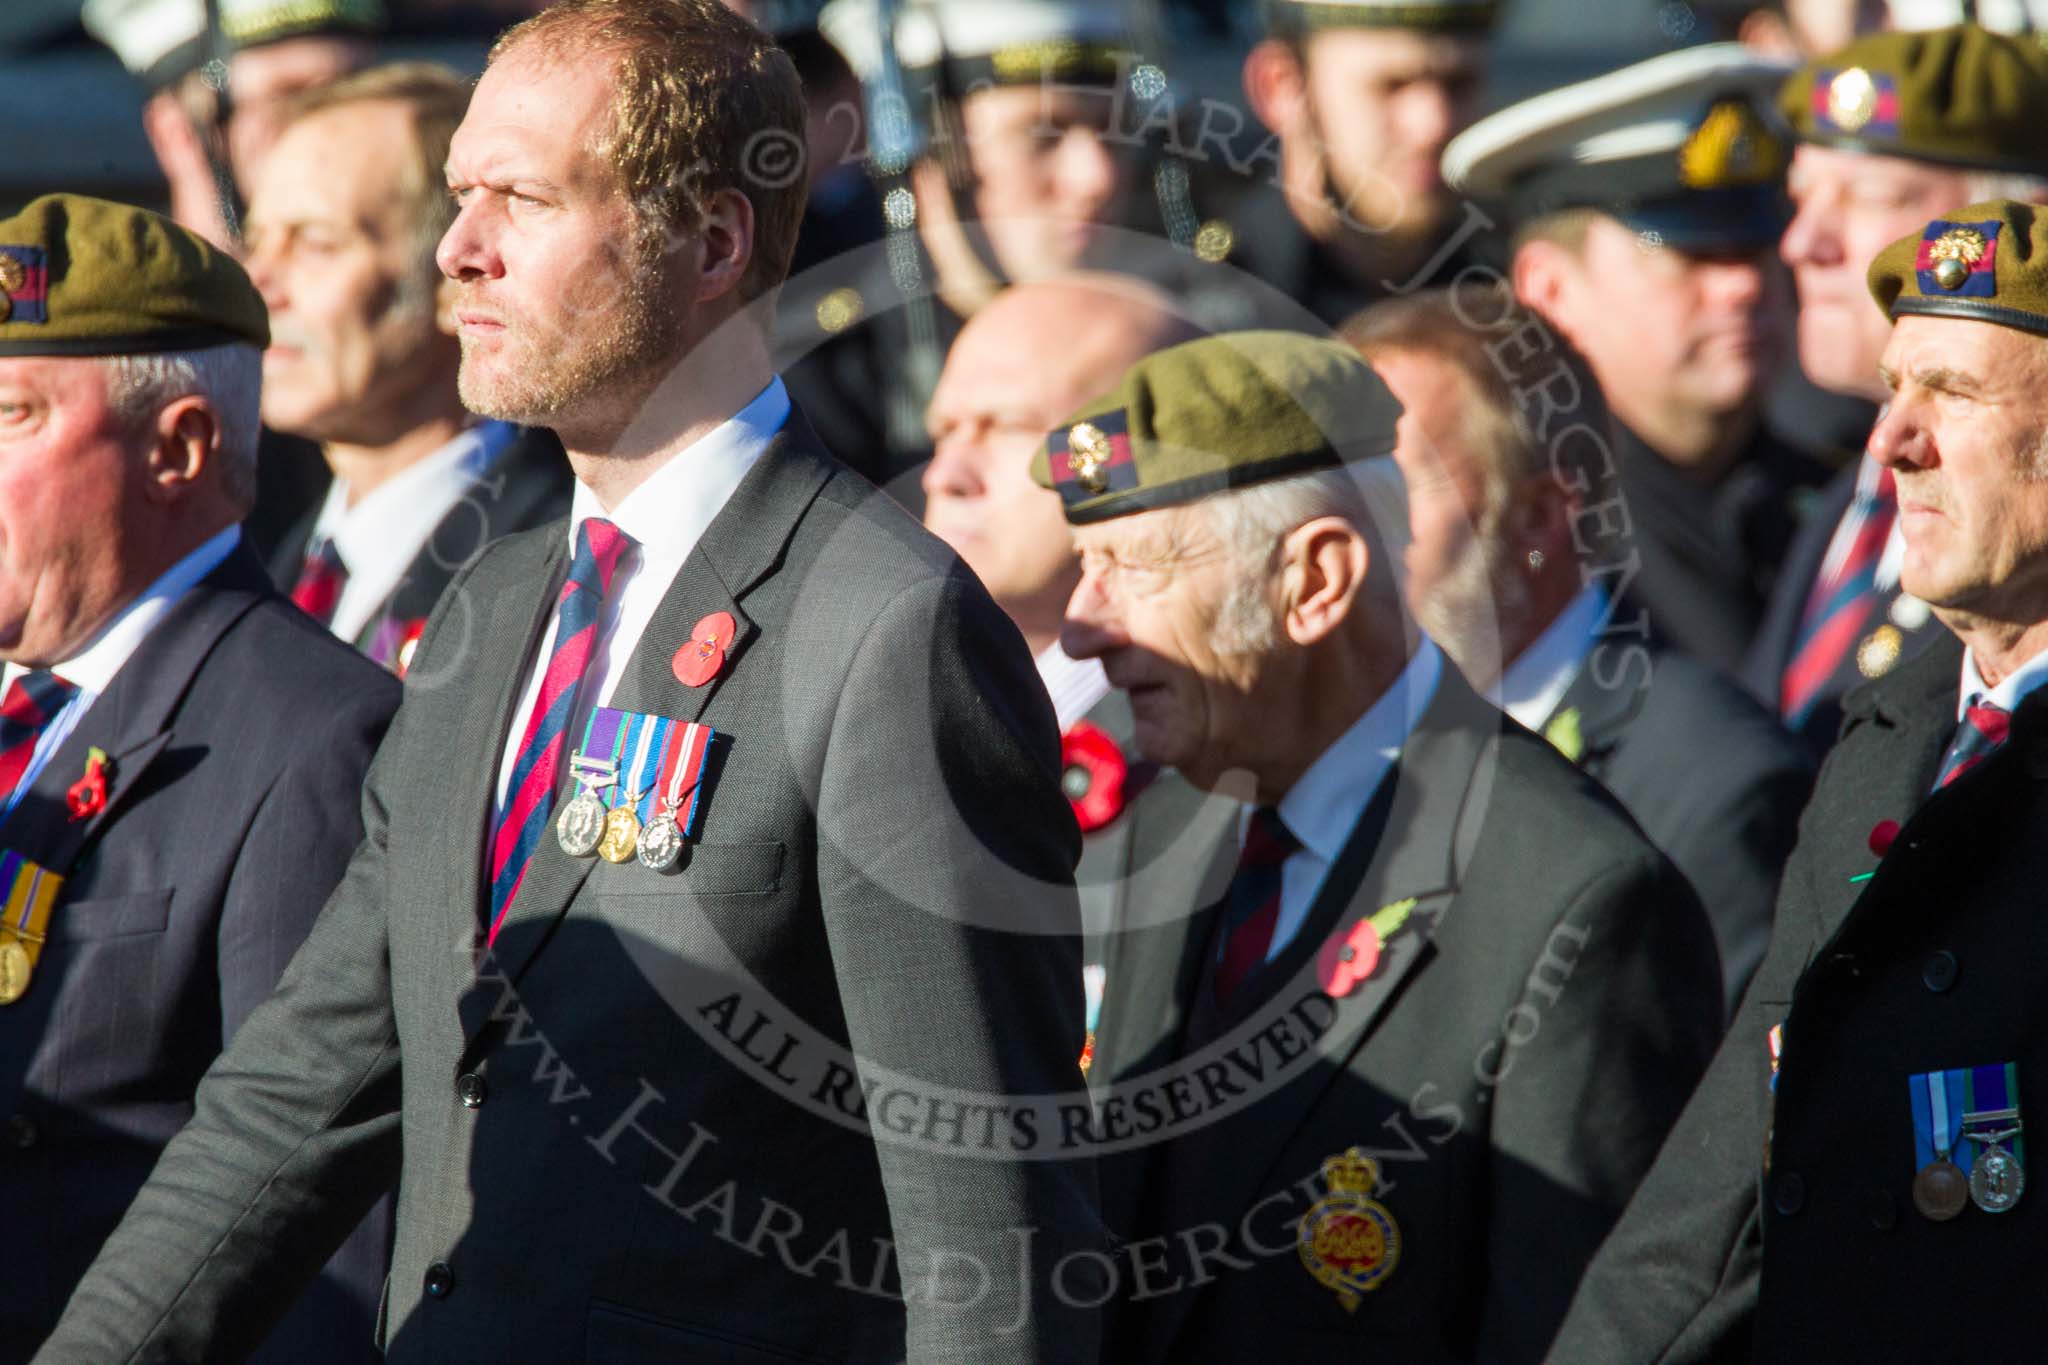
[1542,630,1815,1018]
[264,426,572,651]
[4,541,399,1365]
[1740,459,1945,756]
[1546,630,2048,1363]
[1089,665,1721,1365]
[1617,423,1831,678]
[39,414,1102,1365]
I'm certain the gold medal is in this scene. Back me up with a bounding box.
[1297,1149,1401,1312]
[1857,624,1903,679]
[0,939,31,1005]
[1913,1156,1969,1220]
[598,806,641,863]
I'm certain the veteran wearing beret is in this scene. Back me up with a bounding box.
[1445,44,1829,677]
[0,195,397,1362]
[1060,331,1720,1364]
[1744,24,2048,752]
[1222,0,1494,328]
[1552,199,2048,1363]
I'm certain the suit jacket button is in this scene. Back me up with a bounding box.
[456,1073,486,1108]
[1923,950,1959,993]
[4,1114,35,1149]
[1774,1171,1807,1216]
[424,1262,455,1299]
[1867,1188,1897,1231]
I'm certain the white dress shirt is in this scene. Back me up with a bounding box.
[0,525,241,821]
[1493,583,1607,734]
[1958,643,2048,721]
[1035,642,1110,734]
[1258,637,1443,962]
[492,378,790,813]
[305,420,520,642]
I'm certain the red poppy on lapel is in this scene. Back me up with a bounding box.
[1868,819,1900,857]
[395,619,427,679]
[674,611,737,687]
[1060,721,1127,832]
[1316,899,1419,998]
[66,746,110,822]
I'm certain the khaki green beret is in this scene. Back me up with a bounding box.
[1867,199,2048,338]
[1029,331,1402,524]
[1780,25,2048,176]
[1267,0,1497,36]
[0,194,268,358]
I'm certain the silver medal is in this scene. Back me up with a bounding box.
[1971,1140,2025,1213]
[637,811,685,870]
[556,789,608,857]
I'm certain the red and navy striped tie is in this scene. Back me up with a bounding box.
[1212,807,1299,1010]
[289,539,348,628]
[1934,699,2010,791]
[1781,465,1896,724]
[485,518,634,943]
[0,671,78,803]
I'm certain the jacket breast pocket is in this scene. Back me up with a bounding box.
[585,1300,832,1363]
[591,840,787,899]
[54,889,173,941]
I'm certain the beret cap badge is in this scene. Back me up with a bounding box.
[1068,422,1113,493]
[1826,66,1878,132]
[1929,226,1989,290]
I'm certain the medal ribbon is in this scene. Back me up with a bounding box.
[660,722,716,839]
[0,849,64,969]
[1910,1067,1966,1169]
[572,706,628,791]
[611,709,670,820]
[1964,1062,2024,1164]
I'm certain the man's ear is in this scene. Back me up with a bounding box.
[695,186,757,305]
[1511,241,1580,348]
[1281,516,1370,647]
[142,397,219,506]
[1243,38,1310,139]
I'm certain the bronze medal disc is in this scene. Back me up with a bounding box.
[1913,1158,1970,1220]
[598,806,641,863]
[0,940,31,1005]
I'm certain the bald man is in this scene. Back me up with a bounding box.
[922,275,1202,1022]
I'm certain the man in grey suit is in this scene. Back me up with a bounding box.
[0,194,398,1362]
[40,3,1099,1363]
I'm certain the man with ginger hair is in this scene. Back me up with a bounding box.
[39,3,1100,1362]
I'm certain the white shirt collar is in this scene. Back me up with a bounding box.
[1958,643,2048,721]
[5,525,241,696]
[309,420,521,641]
[1035,641,1110,733]
[1494,584,1606,733]
[566,378,791,569]
[1276,637,1443,865]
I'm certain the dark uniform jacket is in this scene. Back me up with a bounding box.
[1547,630,2048,1363]
[1741,458,1945,757]
[264,426,572,657]
[1616,422,1831,678]
[1537,625,1815,1017]
[4,541,399,1365]
[37,414,1103,1365]
[1090,663,1721,1365]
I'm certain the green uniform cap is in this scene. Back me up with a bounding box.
[0,194,268,358]
[1029,330,1402,525]
[1780,25,2048,176]
[1868,198,2048,339]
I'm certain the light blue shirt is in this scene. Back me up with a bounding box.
[1261,637,1444,961]
[0,524,241,821]
[1493,584,1606,734]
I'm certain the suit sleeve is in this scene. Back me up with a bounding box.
[32,662,430,1363]
[811,569,1104,1365]
[1480,853,1721,1365]
[1541,899,1791,1363]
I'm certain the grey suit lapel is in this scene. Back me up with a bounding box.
[466,424,838,1032]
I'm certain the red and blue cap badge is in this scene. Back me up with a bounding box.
[1918,220,2001,296]
[1047,410,1138,509]
[0,247,48,325]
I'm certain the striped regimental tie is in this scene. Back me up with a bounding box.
[484,518,635,942]
[1781,465,1896,725]
[1212,806,1300,1010]
[0,670,78,804]
[289,538,349,628]
[1933,698,2011,792]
